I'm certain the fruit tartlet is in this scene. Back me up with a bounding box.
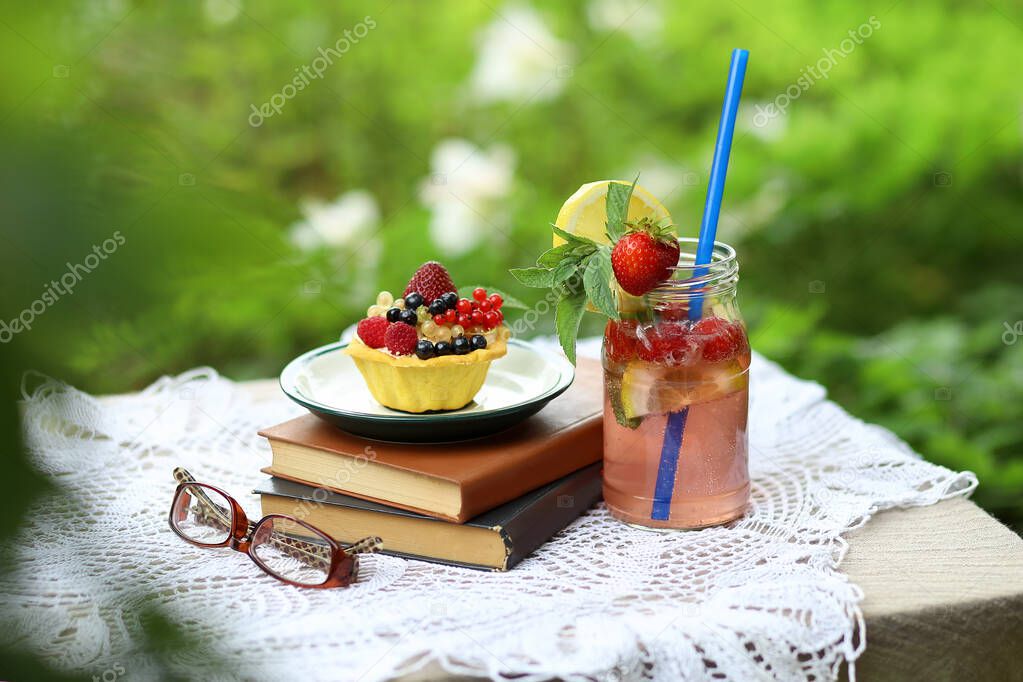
[344,261,512,413]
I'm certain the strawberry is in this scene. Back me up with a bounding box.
[603,319,638,362]
[356,317,389,348]
[403,261,456,303]
[653,300,689,322]
[610,217,680,296]
[691,316,746,362]
[384,322,419,356]
[636,322,697,364]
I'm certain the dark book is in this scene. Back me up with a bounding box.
[258,358,602,522]
[255,463,602,571]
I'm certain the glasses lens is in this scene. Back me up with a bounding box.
[171,483,233,545]
[251,517,333,586]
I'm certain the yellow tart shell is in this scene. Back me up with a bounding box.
[344,335,508,413]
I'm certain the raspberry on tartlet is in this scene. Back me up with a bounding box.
[384,322,419,356]
[356,316,389,348]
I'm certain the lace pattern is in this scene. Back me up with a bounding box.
[4,341,976,681]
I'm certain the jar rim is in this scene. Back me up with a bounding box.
[648,237,739,300]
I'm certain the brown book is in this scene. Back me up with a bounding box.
[255,464,603,571]
[259,358,602,522]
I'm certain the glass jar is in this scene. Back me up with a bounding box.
[601,238,750,529]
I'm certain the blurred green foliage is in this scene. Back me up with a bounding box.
[1,4,1022,670]
[1,0,1021,677]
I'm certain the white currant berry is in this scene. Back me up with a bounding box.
[394,298,406,310]
[422,320,437,337]
[450,324,464,338]
[434,325,452,342]
[367,304,386,317]
[376,291,394,308]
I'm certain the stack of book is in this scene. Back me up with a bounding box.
[255,359,604,570]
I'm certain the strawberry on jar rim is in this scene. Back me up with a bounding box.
[611,217,680,296]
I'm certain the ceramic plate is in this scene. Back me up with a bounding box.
[279,339,575,442]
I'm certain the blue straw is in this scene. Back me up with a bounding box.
[650,49,749,522]
[651,407,688,520]
[689,48,749,322]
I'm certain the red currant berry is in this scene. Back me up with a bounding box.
[478,300,492,313]
[444,309,457,323]
[456,298,472,314]
[472,287,487,302]
[484,311,499,328]
[433,314,446,327]
[457,313,471,327]
[488,293,503,309]
[495,309,504,322]
[471,310,484,325]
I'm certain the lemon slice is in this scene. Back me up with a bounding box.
[620,364,647,421]
[553,180,671,247]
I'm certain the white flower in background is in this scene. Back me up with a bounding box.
[624,155,698,201]
[586,0,662,42]
[289,189,380,251]
[718,176,789,240]
[419,139,516,257]
[203,0,241,26]
[469,4,572,103]
[77,0,128,33]
[743,100,788,142]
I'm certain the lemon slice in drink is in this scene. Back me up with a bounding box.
[620,364,649,420]
[553,180,671,247]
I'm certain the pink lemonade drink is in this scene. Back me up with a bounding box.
[602,239,750,529]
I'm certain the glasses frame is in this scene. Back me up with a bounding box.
[168,468,380,588]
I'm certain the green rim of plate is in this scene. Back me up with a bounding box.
[279,339,575,423]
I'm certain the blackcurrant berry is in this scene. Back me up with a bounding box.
[470,334,487,350]
[441,292,458,309]
[452,336,471,355]
[428,299,447,316]
[404,292,424,310]
[386,307,402,323]
[399,309,418,326]
[415,339,435,360]
[434,341,453,356]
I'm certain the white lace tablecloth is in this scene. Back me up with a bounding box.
[6,338,976,682]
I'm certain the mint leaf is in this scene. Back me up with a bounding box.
[554,286,587,364]
[604,176,638,242]
[551,224,598,247]
[551,258,581,284]
[569,242,598,259]
[456,285,530,310]
[508,268,555,289]
[583,246,619,320]
[537,244,575,267]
